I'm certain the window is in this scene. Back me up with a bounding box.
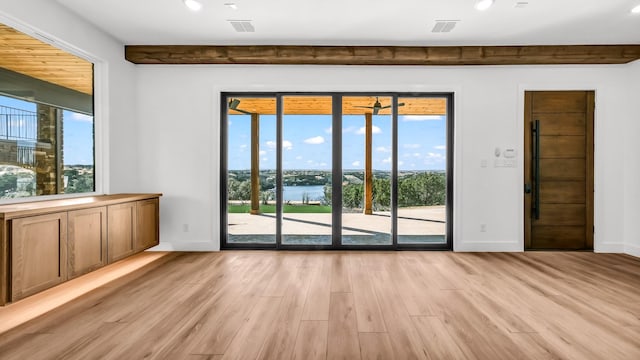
[0,23,94,200]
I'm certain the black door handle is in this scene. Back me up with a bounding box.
[532,120,540,220]
[524,183,532,194]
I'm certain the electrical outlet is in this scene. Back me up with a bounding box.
[182,223,189,232]
[480,224,487,232]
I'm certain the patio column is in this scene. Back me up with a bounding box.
[250,112,260,215]
[36,104,63,195]
[364,112,373,215]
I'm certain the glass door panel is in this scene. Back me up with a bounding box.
[226,97,277,244]
[281,96,333,245]
[397,97,448,244]
[341,96,392,245]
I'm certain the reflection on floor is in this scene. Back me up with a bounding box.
[228,205,445,245]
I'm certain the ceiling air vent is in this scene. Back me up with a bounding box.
[432,20,459,33]
[515,1,529,8]
[228,20,255,32]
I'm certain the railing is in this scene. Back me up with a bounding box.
[0,105,37,167]
[16,144,36,167]
[0,105,37,141]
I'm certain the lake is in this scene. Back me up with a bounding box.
[283,185,325,202]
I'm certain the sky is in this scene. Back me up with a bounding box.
[0,95,94,165]
[228,112,447,171]
[1,94,445,170]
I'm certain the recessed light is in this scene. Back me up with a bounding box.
[632,4,640,13]
[225,3,238,10]
[183,0,203,12]
[475,0,495,11]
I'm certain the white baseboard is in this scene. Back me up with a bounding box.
[625,243,640,258]
[594,243,625,253]
[149,241,220,252]
[454,241,523,252]
[155,241,523,252]
[149,240,634,255]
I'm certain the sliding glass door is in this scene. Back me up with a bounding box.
[221,93,452,250]
[225,96,277,245]
[281,96,333,245]
[397,96,449,245]
[341,96,392,246]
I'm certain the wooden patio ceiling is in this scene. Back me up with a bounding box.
[0,23,93,95]
[228,96,447,115]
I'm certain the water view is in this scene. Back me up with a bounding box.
[283,185,325,202]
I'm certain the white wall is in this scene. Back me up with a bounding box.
[624,60,640,257]
[136,64,632,252]
[1,4,636,254]
[0,0,139,193]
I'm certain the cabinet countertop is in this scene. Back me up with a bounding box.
[0,194,162,220]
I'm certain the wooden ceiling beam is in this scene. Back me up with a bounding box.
[125,45,640,65]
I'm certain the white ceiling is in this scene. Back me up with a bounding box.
[56,0,640,46]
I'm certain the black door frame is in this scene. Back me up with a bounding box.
[220,92,454,250]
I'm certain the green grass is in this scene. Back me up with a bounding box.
[228,204,332,214]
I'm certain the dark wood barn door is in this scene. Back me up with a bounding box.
[524,91,594,250]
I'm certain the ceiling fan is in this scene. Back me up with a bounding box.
[353,97,405,115]
[228,98,252,114]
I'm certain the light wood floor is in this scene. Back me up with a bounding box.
[0,251,639,359]
[0,251,170,334]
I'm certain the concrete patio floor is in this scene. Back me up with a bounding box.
[228,205,446,244]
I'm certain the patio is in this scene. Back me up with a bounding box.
[228,205,446,245]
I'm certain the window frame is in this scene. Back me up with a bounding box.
[0,19,103,204]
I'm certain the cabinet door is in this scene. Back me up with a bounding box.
[11,212,67,301]
[136,198,159,251]
[68,206,107,279]
[107,202,136,263]
[1,220,8,305]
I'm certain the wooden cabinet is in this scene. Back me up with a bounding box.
[107,198,161,262]
[68,206,107,279]
[136,198,159,252]
[0,222,6,306]
[11,212,67,301]
[107,202,137,263]
[0,193,161,305]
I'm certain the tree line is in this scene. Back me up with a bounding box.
[229,172,446,210]
[335,172,445,210]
